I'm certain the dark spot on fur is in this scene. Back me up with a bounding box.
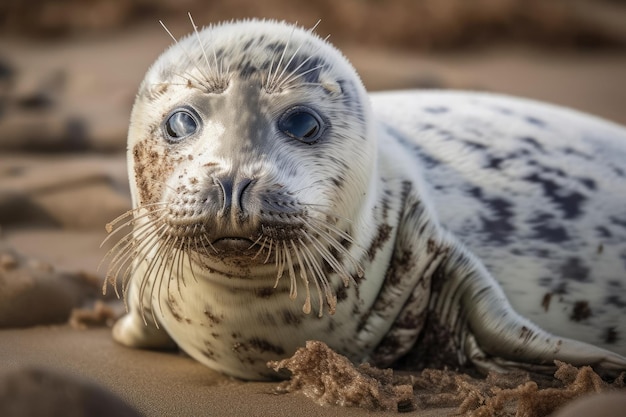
[248,337,285,355]
[570,300,591,322]
[469,187,515,244]
[463,140,487,150]
[525,116,547,128]
[486,155,505,169]
[330,176,344,188]
[255,287,274,298]
[201,346,217,360]
[520,136,545,152]
[393,308,462,372]
[596,226,612,238]
[563,147,592,160]
[539,276,568,294]
[578,177,596,190]
[423,106,449,114]
[203,306,222,325]
[604,327,618,344]
[531,216,570,243]
[524,173,586,219]
[560,257,590,282]
[605,294,626,308]
[335,284,348,302]
[367,223,393,261]
[541,293,552,312]
[281,310,301,326]
[417,122,435,131]
[165,298,183,322]
[610,216,626,230]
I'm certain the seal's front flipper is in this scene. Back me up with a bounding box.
[113,310,176,350]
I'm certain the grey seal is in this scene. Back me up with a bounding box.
[103,18,626,380]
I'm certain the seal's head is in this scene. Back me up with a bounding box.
[113,19,375,316]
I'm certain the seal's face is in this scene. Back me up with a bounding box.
[115,21,375,315]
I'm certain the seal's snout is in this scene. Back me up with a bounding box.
[213,175,255,219]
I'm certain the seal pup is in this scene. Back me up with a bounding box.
[103,17,626,380]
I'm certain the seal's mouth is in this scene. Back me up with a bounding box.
[211,237,255,252]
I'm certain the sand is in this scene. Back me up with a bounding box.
[2,6,626,417]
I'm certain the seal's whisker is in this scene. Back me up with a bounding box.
[300,237,336,317]
[250,234,266,256]
[188,13,213,78]
[185,227,200,284]
[263,237,274,264]
[279,64,325,92]
[273,239,286,287]
[200,233,218,254]
[297,240,324,317]
[304,232,353,287]
[308,216,357,245]
[101,204,168,246]
[170,70,211,92]
[273,39,309,90]
[276,22,326,91]
[109,221,166,298]
[118,225,166,307]
[173,236,186,298]
[139,233,173,326]
[159,20,214,91]
[306,221,364,277]
[165,236,183,307]
[283,241,297,300]
[101,210,167,262]
[266,25,296,91]
[101,214,167,283]
[152,235,177,327]
[290,240,312,315]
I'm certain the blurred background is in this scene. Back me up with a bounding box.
[0,0,626,273]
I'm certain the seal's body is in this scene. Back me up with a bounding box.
[106,19,626,380]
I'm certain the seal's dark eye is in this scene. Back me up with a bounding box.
[164,110,198,142]
[279,107,325,144]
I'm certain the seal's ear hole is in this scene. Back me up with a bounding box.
[278,106,325,144]
[164,108,199,143]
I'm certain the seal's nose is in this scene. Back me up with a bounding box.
[214,176,254,218]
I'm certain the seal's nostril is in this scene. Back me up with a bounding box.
[238,178,254,210]
[214,176,254,216]
[214,176,233,213]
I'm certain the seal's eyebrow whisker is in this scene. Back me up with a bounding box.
[159,19,215,91]
[272,35,309,90]
[278,63,325,91]
[188,13,230,91]
[265,24,297,92]
[188,13,213,78]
